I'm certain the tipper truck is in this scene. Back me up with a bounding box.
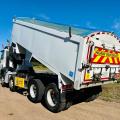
[0,17,120,113]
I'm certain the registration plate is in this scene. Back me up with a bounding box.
[85,73,91,80]
[15,77,25,88]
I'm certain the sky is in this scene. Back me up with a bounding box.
[0,0,120,48]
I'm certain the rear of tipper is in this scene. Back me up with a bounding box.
[0,17,120,113]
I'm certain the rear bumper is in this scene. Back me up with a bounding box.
[80,80,117,89]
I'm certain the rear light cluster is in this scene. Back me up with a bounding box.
[110,73,116,79]
[93,73,101,82]
[84,72,113,83]
[62,84,73,91]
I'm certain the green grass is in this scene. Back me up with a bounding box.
[99,83,120,103]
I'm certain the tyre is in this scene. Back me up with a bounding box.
[63,101,72,111]
[44,83,65,113]
[85,94,99,102]
[1,77,6,87]
[27,79,45,103]
[1,76,8,87]
[9,77,16,92]
[0,69,6,87]
[85,86,102,102]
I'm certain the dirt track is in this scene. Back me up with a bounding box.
[0,86,120,120]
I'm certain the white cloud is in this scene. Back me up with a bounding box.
[86,21,96,29]
[38,14,50,21]
[113,22,120,30]
[112,18,120,35]
[73,24,80,27]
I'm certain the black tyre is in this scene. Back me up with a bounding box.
[44,83,64,113]
[85,94,99,102]
[9,77,16,92]
[27,79,45,103]
[0,69,7,87]
[62,101,72,111]
[1,77,6,87]
[85,86,102,102]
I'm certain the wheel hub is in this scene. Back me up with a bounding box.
[9,79,14,88]
[30,84,37,98]
[47,89,57,107]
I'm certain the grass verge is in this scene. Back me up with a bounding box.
[99,83,120,103]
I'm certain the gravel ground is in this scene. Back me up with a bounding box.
[0,85,120,120]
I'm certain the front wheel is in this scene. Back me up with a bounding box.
[1,77,5,87]
[44,83,65,113]
[1,77,7,87]
[9,77,16,92]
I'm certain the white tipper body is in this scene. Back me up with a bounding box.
[12,18,120,90]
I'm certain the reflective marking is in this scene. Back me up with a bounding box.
[93,56,101,62]
[108,57,113,63]
[114,58,118,63]
[101,57,107,63]
[118,53,120,62]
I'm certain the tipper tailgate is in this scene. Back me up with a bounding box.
[91,47,120,64]
[84,46,120,83]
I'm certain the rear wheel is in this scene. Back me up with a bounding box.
[27,79,45,103]
[44,83,66,113]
